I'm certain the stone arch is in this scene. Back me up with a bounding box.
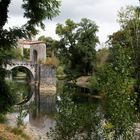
[9,66,35,81]
[7,66,35,105]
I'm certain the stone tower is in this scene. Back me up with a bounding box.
[30,42,46,63]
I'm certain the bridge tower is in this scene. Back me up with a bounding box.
[29,41,56,94]
[30,42,46,63]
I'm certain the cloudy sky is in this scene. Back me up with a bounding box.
[5,0,139,45]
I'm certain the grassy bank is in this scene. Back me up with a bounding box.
[0,124,31,140]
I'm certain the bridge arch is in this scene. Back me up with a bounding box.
[4,60,36,80]
[6,66,35,105]
[10,66,35,81]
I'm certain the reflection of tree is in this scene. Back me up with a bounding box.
[7,80,31,104]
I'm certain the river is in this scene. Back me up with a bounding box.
[6,73,57,139]
[6,72,102,140]
[5,72,138,140]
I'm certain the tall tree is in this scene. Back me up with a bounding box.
[38,36,58,57]
[56,18,99,77]
[0,0,61,115]
[109,6,140,109]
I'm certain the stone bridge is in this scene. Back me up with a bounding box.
[5,60,36,79]
[4,40,56,94]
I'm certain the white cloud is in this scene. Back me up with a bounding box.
[5,0,140,46]
[8,0,23,17]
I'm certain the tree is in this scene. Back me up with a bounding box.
[0,0,60,115]
[90,45,136,139]
[89,6,139,138]
[96,47,109,68]
[109,6,140,109]
[38,35,58,57]
[56,18,99,77]
[0,0,60,65]
[49,86,102,140]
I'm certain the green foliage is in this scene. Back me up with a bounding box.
[91,45,137,139]
[96,48,110,68]
[0,114,6,123]
[23,48,30,59]
[0,69,16,115]
[0,0,11,28]
[0,79,16,114]
[38,36,59,57]
[56,18,99,77]
[22,0,60,34]
[89,74,100,94]
[0,0,61,64]
[109,6,140,109]
[0,0,61,117]
[49,86,102,140]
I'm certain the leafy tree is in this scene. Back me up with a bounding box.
[90,45,136,139]
[0,0,60,64]
[109,6,140,109]
[96,47,110,68]
[89,6,139,139]
[38,35,58,57]
[56,18,99,77]
[49,86,102,140]
[0,0,60,115]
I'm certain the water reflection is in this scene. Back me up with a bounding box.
[29,93,56,129]
[48,85,103,140]
[8,76,56,133]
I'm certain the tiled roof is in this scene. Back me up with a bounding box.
[19,40,45,45]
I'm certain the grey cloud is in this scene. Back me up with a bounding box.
[50,0,138,24]
[7,0,139,43]
[8,0,24,17]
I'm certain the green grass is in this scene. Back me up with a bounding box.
[11,127,30,140]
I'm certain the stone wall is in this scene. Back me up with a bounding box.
[30,43,46,63]
[39,64,56,95]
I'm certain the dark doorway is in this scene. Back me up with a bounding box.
[33,50,38,63]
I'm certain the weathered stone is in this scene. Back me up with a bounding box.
[39,64,56,95]
[4,41,57,95]
[30,43,46,63]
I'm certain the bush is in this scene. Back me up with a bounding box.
[89,74,100,95]
[43,57,59,67]
[0,80,16,114]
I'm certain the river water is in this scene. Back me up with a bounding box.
[6,74,102,140]
[7,73,137,140]
[6,74,57,139]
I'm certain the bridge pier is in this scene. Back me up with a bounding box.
[35,64,56,95]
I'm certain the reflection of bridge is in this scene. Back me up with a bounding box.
[6,60,36,79]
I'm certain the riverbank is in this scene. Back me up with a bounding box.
[6,113,51,140]
[0,124,30,140]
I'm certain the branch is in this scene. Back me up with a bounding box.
[0,0,11,28]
